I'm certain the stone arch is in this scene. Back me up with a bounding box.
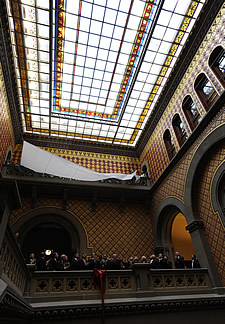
[185,123,225,221]
[154,197,185,262]
[183,124,225,288]
[140,161,151,185]
[11,207,92,257]
[4,146,12,164]
[211,161,225,227]
[141,161,149,177]
[154,197,185,247]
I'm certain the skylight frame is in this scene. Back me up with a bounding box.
[6,0,206,147]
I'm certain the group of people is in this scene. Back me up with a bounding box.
[26,251,200,271]
[174,251,200,269]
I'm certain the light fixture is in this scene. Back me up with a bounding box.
[45,249,52,256]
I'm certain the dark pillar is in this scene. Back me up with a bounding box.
[133,263,153,294]
[186,220,224,293]
[0,200,10,249]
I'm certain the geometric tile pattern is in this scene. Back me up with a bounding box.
[149,109,225,285]
[12,144,139,175]
[147,7,225,285]
[0,62,15,168]
[5,0,225,287]
[10,198,154,260]
[196,140,225,285]
[139,4,225,184]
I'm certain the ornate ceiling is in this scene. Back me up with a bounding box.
[5,0,206,150]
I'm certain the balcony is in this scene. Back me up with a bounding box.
[1,226,225,323]
[28,267,210,303]
[0,186,225,323]
[1,164,151,187]
[0,164,151,212]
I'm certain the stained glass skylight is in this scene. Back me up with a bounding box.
[6,0,206,146]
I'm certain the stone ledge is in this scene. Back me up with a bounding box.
[31,293,225,322]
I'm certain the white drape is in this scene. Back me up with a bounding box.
[21,141,137,182]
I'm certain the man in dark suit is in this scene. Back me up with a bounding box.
[191,254,200,268]
[78,252,88,270]
[174,251,185,269]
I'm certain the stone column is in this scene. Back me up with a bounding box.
[0,199,10,250]
[133,263,153,293]
[186,220,224,293]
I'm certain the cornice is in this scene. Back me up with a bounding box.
[33,297,225,321]
[23,134,138,157]
[0,291,33,321]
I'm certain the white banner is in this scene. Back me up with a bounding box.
[21,141,137,182]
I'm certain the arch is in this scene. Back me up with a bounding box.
[185,124,225,220]
[141,161,149,177]
[140,161,151,185]
[194,73,218,111]
[171,213,195,262]
[209,45,225,88]
[182,95,201,131]
[4,146,12,164]
[11,207,92,257]
[154,197,185,249]
[172,113,187,146]
[154,197,196,265]
[154,193,223,287]
[182,124,225,288]
[211,161,225,227]
[163,129,176,160]
[22,222,73,260]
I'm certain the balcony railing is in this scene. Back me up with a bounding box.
[1,163,151,186]
[0,229,222,323]
[25,264,211,305]
[0,227,29,296]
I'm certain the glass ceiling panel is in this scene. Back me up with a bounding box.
[6,0,206,146]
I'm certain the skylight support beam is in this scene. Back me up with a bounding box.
[49,0,53,136]
[112,0,165,144]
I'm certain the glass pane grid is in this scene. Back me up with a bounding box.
[7,0,206,146]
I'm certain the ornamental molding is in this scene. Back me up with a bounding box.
[185,220,204,233]
[33,297,225,321]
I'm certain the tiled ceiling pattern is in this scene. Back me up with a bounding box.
[7,0,206,146]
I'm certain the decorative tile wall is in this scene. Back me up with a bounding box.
[10,198,154,259]
[147,6,225,285]
[149,104,225,285]
[140,4,225,184]
[0,62,15,167]
[196,140,225,284]
[12,144,139,175]
[6,0,225,288]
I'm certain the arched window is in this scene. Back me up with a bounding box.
[209,46,225,87]
[4,148,12,164]
[182,96,201,131]
[163,129,176,160]
[194,73,218,111]
[172,114,187,146]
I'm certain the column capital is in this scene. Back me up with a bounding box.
[185,220,204,233]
